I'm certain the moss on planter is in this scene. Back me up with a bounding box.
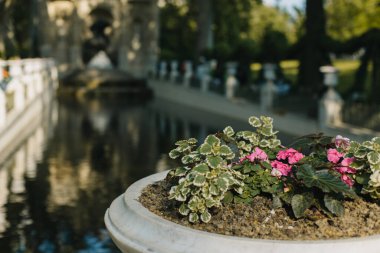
[139,180,380,240]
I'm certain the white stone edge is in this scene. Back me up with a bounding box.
[105,170,380,253]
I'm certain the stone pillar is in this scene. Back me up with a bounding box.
[319,66,343,128]
[225,62,238,99]
[200,62,211,93]
[183,61,193,88]
[170,60,179,83]
[159,61,167,80]
[260,63,277,112]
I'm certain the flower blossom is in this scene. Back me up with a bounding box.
[335,135,350,149]
[276,148,304,164]
[335,157,356,174]
[271,160,292,177]
[327,149,344,164]
[241,147,268,163]
[341,174,354,187]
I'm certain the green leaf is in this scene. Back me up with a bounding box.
[206,156,223,168]
[187,138,198,145]
[174,167,188,177]
[259,127,277,137]
[181,155,194,164]
[175,140,188,146]
[260,116,273,125]
[179,203,190,216]
[291,192,314,218]
[193,174,206,186]
[222,191,234,203]
[355,173,370,185]
[219,145,234,157]
[223,126,235,137]
[200,210,212,223]
[189,213,199,223]
[362,141,374,149]
[270,139,281,148]
[354,148,367,158]
[272,195,283,209]
[372,137,380,145]
[367,151,380,165]
[259,139,270,147]
[248,116,262,127]
[169,149,181,159]
[205,135,220,146]
[192,164,209,174]
[188,196,200,211]
[324,195,344,216]
[199,143,212,155]
[296,165,352,195]
[209,184,220,195]
[216,177,229,192]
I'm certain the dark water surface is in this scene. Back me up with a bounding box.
[0,96,295,253]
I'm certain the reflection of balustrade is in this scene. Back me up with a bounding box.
[0,59,58,132]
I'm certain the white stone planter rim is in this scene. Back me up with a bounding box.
[105,171,380,253]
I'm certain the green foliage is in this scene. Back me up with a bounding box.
[291,192,314,219]
[347,137,380,199]
[168,135,244,223]
[296,165,353,195]
[326,0,380,42]
[167,115,380,224]
[168,115,282,223]
[235,116,281,157]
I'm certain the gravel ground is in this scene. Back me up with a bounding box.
[139,180,380,240]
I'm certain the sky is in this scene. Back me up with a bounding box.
[263,0,305,13]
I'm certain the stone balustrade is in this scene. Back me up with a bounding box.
[0,58,58,134]
[152,60,344,129]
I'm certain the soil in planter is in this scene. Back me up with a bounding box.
[139,180,380,240]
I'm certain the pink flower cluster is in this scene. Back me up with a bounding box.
[327,148,356,187]
[240,147,268,163]
[271,160,292,177]
[276,148,304,164]
[271,148,304,177]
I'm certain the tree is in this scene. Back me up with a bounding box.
[297,0,331,95]
[343,29,380,102]
[326,0,380,42]
[195,0,213,58]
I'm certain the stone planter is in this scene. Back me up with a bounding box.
[105,171,380,253]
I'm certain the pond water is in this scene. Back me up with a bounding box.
[0,96,295,253]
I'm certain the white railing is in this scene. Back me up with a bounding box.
[153,60,344,129]
[0,58,58,132]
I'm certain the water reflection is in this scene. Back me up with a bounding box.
[0,96,295,252]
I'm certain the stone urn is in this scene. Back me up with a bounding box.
[104,171,380,253]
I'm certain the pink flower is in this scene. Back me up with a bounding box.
[276,148,304,164]
[243,147,268,163]
[341,174,354,187]
[271,160,292,176]
[335,157,356,174]
[276,150,288,160]
[335,135,350,149]
[335,166,356,174]
[341,157,355,167]
[327,149,344,164]
[253,147,268,161]
[288,152,304,164]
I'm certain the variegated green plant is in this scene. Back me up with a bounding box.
[235,116,281,157]
[347,137,380,198]
[168,135,244,223]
